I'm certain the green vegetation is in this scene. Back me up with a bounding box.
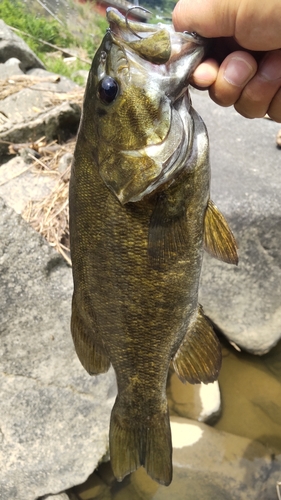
[142,0,177,20]
[0,0,108,83]
[0,0,75,52]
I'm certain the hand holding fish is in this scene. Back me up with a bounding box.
[173,0,281,122]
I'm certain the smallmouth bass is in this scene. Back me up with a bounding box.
[69,8,238,486]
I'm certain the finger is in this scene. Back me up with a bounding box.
[268,88,281,123]
[208,51,257,107]
[172,0,237,37]
[235,2,281,50]
[173,0,281,51]
[190,59,219,89]
[235,50,281,118]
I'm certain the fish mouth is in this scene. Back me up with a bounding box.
[106,7,207,70]
[106,7,206,48]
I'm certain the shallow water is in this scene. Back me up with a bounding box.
[214,338,281,453]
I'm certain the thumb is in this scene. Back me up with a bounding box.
[172,0,237,38]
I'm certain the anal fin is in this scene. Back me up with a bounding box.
[71,298,110,375]
[204,199,238,265]
[173,305,222,384]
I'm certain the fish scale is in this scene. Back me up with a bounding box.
[69,7,238,487]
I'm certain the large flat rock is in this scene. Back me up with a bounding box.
[0,199,116,500]
[191,91,281,354]
[0,79,81,156]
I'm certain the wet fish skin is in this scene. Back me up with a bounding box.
[69,8,238,487]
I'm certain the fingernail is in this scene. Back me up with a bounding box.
[259,54,281,81]
[224,57,253,87]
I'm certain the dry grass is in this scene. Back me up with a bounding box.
[22,138,75,265]
[1,76,85,265]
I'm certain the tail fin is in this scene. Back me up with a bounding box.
[109,398,172,486]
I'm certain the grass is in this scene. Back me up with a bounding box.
[0,0,108,83]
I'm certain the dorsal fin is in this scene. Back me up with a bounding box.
[204,199,238,265]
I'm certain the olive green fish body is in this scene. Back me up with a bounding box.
[70,8,238,486]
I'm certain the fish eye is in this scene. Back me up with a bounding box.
[98,76,119,104]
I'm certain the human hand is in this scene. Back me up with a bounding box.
[172,0,281,122]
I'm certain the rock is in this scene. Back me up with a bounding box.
[0,156,57,214]
[167,370,221,423]
[58,152,73,181]
[190,91,281,355]
[0,198,117,500]
[19,146,41,163]
[128,416,281,499]
[0,85,81,156]
[0,57,24,78]
[27,68,80,93]
[0,20,45,71]
[40,494,70,500]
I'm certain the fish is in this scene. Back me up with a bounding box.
[69,7,238,487]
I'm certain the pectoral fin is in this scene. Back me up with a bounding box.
[204,199,238,265]
[173,305,222,384]
[71,298,110,375]
[148,192,188,267]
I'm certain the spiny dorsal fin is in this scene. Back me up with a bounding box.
[204,199,238,265]
[173,305,222,384]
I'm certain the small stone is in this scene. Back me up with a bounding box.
[58,152,73,181]
[0,58,23,78]
[19,146,40,163]
[64,56,77,65]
